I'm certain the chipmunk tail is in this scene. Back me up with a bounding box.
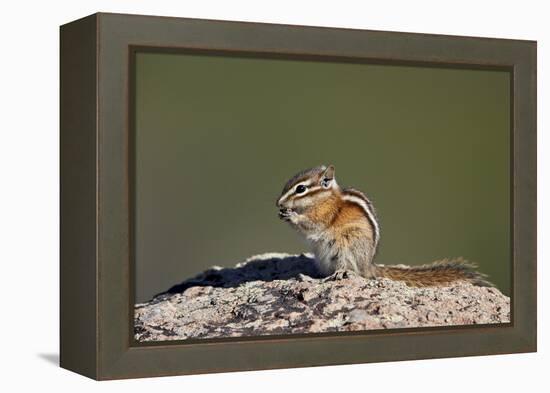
[375,258,493,287]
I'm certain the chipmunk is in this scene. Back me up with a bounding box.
[276,165,492,287]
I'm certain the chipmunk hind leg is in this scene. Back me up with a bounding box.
[312,237,374,277]
[338,237,377,278]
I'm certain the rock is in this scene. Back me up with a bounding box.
[134,253,511,342]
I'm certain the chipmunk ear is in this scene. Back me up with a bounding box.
[321,165,335,188]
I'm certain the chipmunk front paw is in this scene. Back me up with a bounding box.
[278,208,297,222]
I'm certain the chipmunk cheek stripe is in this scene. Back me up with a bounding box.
[295,186,322,199]
[278,189,294,205]
[278,180,314,204]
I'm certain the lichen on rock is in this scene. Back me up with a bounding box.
[134,253,510,342]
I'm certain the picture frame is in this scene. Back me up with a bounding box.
[60,12,536,380]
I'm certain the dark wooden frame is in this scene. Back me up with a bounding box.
[60,12,536,380]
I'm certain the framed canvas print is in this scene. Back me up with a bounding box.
[60,12,536,380]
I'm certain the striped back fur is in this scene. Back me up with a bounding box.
[342,187,380,248]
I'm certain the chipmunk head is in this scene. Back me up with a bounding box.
[276,165,339,213]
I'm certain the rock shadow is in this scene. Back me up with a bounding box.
[157,253,322,298]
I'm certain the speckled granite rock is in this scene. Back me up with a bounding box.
[134,253,510,342]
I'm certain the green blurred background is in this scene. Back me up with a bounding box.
[134,52,511,303]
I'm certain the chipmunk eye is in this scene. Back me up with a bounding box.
[295,184,307,194]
